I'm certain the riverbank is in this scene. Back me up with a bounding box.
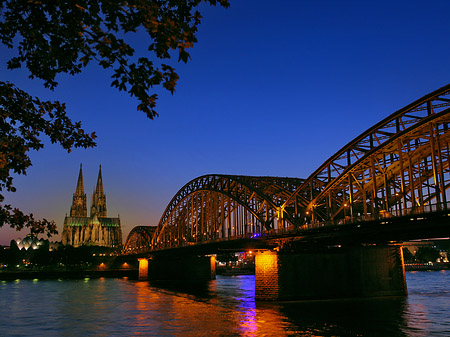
[404,262,449,271]
[0,268,138,280]
[1,263,446,281]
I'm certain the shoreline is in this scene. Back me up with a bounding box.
[0,269,138,280]
[1,264,447,281]
[404,263,449,271]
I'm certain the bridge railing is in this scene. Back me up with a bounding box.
[299,201,450,231]
[132,201,450,253]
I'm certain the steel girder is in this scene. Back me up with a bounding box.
[123,225,156,254]
[126,84,450,253]
[283,84,450,225]
[151,175,304,250]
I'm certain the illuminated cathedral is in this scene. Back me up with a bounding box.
[61,165,122,247]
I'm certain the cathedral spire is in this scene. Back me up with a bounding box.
[95,165,104,195]
[91,165,107,217]
[76,163,84,195]
[70,163,87,217]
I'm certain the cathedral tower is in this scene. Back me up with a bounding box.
[91,165,107,217]
[62,165,122,247]
[70,164,87,217]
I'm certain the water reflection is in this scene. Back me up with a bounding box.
[403,270,450,336]
[150,275,412,336]
[277,296,409,336]
[233,277,257,336]
[135,275,431,336]
[149,279,213,299]
[0,272,449,336]
[209,276,259,335]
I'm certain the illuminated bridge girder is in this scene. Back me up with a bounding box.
[151,175,304,250]
[123,226,157,254]
[311,112,450,224]
[124,84,450,254]
[283,84,450,226]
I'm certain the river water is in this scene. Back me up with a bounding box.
[0,271,449,336]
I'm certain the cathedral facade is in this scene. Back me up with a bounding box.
[61,165,122,247]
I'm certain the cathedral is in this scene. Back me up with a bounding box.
[61,165,122,247]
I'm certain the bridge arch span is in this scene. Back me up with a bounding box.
[123,225,157,254]
[151,174,304,250]
[283,83,450,225]
[124,84,450,254]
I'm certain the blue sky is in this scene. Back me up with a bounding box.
[2,0,450,245]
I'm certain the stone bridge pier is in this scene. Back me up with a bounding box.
[255,245,407,301]
[138,245,406,301]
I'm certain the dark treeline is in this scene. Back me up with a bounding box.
[0,242,124,271]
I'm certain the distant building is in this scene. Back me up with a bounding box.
[13,234,48,251]
[61,165,122,247]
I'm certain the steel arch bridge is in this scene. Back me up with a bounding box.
[123,226,157,254]
[282,83,450,227]
[123,175,304,252]
[151,175,304,250]
[124,84,450,253]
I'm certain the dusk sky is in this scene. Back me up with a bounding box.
[2,0,450,245]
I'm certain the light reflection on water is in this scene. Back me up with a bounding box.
[0,271,449,336]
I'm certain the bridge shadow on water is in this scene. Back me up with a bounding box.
[142,275,417,336]
[277,296,409,336]
[147,279,214,300]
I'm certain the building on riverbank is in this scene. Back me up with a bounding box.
[61,165,122,248]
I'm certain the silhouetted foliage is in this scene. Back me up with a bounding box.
[6,239,21,266]
[59,246,95,266]
[0,0,229,236]
[29,241,50,266]
[0,82,95,237]
[415,246,441,263]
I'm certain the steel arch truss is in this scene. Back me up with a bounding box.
[151,175,304,250]
[283,84,450,226]
[123,226,157,254]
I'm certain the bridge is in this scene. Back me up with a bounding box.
[124,84,450,300]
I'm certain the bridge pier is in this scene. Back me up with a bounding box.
[138,258,149,280]
[255,245,406,301]
[138,255,216,281]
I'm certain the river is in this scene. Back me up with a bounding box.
[0,271,449,336]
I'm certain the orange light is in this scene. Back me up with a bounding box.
[255,251,278,274]
[138,258,149,280]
